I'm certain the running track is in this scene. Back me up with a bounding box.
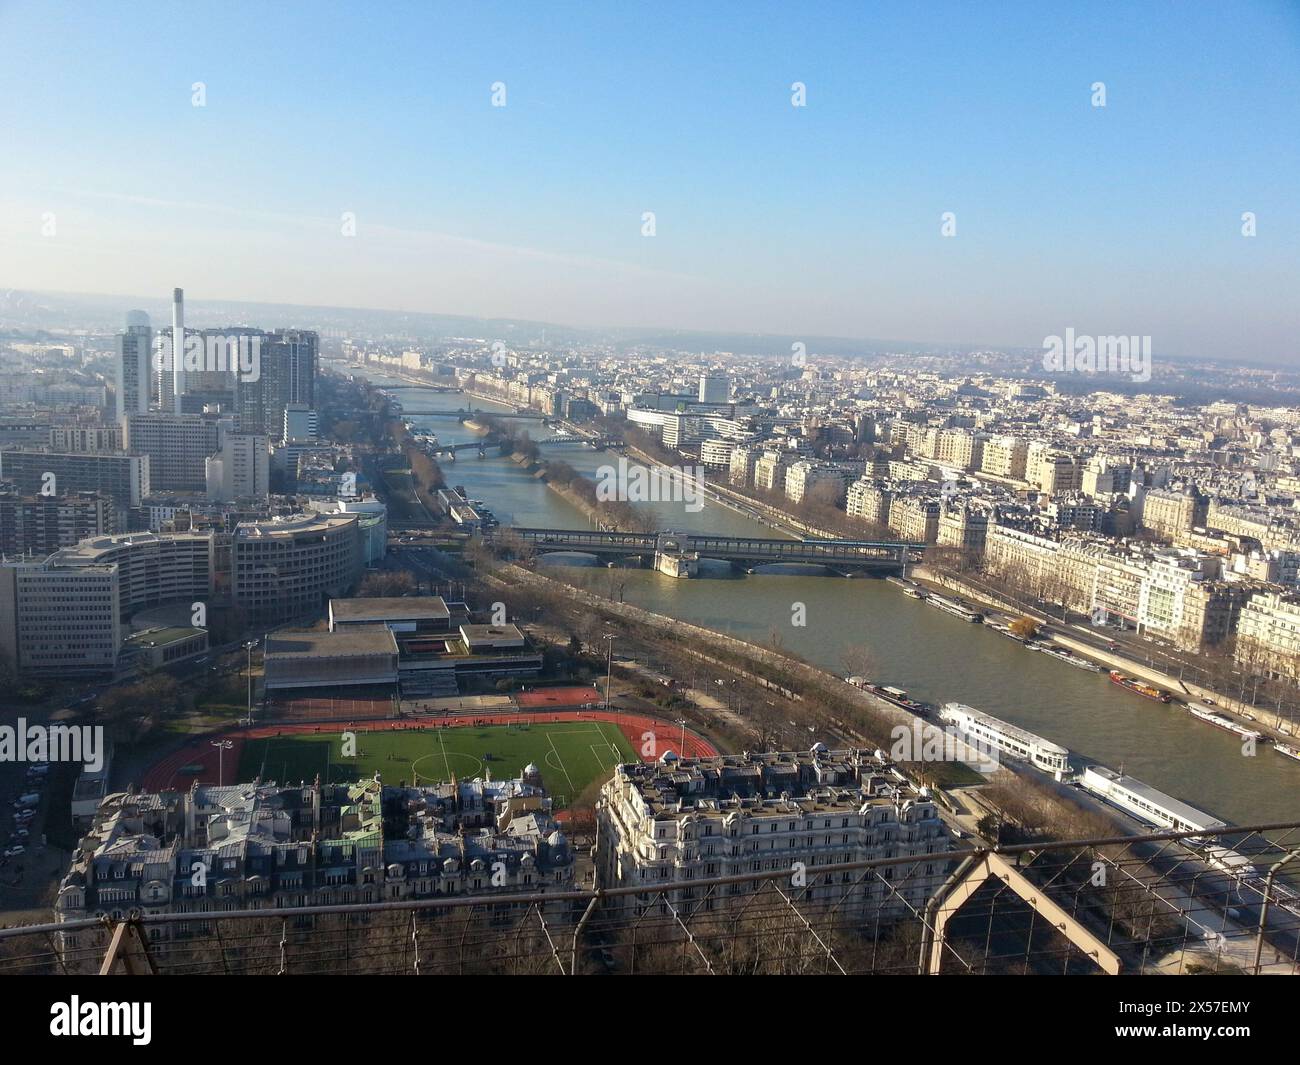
[141,709,718,792]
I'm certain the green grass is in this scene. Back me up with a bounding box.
[236,722,637,807]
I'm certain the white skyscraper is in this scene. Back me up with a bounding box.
[699,373,730,404]
[114,310,152,423]
[206,431,270,501]
[171,287,186,413]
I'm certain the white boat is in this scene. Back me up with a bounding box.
[1274,742,1300,763]
[1079,765,1227,836]
[939,702,1070,776]
[887,576,925,598]
[1030,643,1102,672]
[1186,703,1264,743]
[925,593,983,623]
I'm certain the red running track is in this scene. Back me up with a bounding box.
[141,709,717,792]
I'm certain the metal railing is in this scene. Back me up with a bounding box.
[4,820,1300,976]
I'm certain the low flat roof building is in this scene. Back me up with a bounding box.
[263,627,399,690]
[329,596,451,632]
[458,623,526,651]
[122,625,209,670]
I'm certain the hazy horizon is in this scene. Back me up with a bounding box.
[2,1,1297,364]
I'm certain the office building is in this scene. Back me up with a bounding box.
[0,449,150,517]
[114,310,153,423]
[124,412,232,492]
[0,530,213,677]
[699,373,730,404]
[206,433,270,501]
[232,511,362,620]
[238,330,318,438]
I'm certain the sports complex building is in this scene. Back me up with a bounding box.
[265,596,543,697]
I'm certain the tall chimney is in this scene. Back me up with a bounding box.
[172,287,186,413]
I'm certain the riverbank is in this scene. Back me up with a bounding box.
[912,564,1298,742]
[618,441,828,539]
[495,557,1127,840]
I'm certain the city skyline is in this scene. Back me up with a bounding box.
[4,0,1300,1004]
[1,1,1298,363]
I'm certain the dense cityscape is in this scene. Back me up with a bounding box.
[1,0,1295,1042]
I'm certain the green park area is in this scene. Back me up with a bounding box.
[237,720,637,807]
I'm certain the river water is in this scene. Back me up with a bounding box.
[350,365,1300,826]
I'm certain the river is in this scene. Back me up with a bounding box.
[347,364,1300,826]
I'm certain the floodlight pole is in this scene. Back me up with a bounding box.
[603,634,617,711]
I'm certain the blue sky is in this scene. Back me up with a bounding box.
[1,0,1297,361]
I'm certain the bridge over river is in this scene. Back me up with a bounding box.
[500,527,922,572]
[429,434,622,457]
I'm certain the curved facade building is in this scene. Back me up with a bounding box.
[336,498,388,564]
[0,530,214,677]
[233,512,362,621]
[51,531,215,615]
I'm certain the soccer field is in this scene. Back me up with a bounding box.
[236,721,638,807]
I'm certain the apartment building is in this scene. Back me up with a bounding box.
[982,524,1086,605]
[49,424,124,453]
[1234,591,1300,680]
[54,771,576,968]
[888,493,941,543]
[1141,487,1206,541]
[980,435,1029,481]
[1081,455,1131,498]
[1206,501,1285,544]
[0,489,110,556]
[596,749,953,920]
[205,433,270,501]
[237,329,319,438]
[753,450,791,494]
[934,428,985,472]
[729,444,758,488]
[937,504,989,553]
[846,479,892,526]
[1028,450,1082,496]
[1129,555,1245,649]
[114,311,153,422]
[784,461,851,506]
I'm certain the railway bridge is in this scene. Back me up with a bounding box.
[429,434,621,456]
[499,527,921,572]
